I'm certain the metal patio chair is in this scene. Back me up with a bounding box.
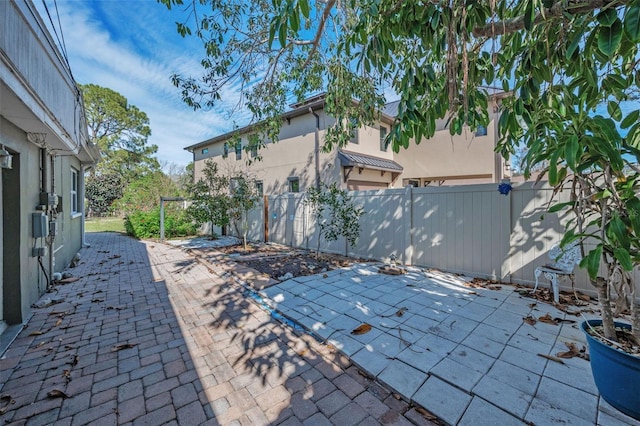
[533,241,582,303]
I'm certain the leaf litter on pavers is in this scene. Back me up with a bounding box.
[351,323,372,335]
[111,343,137,352]
[0,395,15,415]
[556,341,590,361]
[47,390,69,399]
[538,313,559,325]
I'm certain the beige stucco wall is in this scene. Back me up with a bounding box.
[395,122,497,184]
[194,110,344,193]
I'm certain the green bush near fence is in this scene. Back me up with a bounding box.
[124,208,197,239]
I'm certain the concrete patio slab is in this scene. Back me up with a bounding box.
[257,260,637,425]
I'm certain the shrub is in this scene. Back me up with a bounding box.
[124,208,197,239]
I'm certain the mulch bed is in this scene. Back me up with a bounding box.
[213,242,366,280]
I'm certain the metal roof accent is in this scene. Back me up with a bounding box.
[338,149,403,172]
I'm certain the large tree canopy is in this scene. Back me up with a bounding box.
[163,0,640,339]
[81,83,159,181]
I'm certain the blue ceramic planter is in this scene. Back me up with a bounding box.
[582,320,640,420]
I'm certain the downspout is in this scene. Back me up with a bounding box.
[309,108,320,189]
[80,164,90,247]
[48,154,55,285]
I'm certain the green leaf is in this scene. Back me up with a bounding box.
[580,244,602,280]
[597,20,623,56]
[278,21,287,48]
[624,4,640,42]
[608,214,631,249]
[524,0,535,31]
[597,8,618,26]
[299,0,309,19]
[566,29,583,59]
[548,201,575,213]
[613,248,634,271]
[621,110,639,129]
[607,101,622,121]
[565,134,580,172]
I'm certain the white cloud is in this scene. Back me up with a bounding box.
[37,0,245,167]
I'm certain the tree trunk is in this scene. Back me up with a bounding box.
[594,277,617,341]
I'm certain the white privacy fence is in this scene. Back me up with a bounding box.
[230,182,638,296]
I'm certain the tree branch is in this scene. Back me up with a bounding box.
[301,0,337,69]
[473,0,629,38]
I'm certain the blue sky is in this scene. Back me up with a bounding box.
[36,0,246,169]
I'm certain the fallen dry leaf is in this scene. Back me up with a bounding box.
[55,318,62,327]
[538,313,558,325]
[63,370,72,383]
[556,341,590,361]
[395,307,407,317]
[0,395,15,415]
[29,331,44,336]
[59,277,80,284]
[111,343,137,352]
[415,406,439,421]
[523,315,537,326]
[351,323,372,335]
[47,390,69,399]
[537,353,565,364]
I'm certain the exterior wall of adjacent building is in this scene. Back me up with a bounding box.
[190,101,504,194]
[1,1,97,328]
[194,110,343,194]
[394,102,508,186]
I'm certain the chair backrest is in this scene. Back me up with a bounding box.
[548,241,582,273]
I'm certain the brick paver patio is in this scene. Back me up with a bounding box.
[0,233,434,425]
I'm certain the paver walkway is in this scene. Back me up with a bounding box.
[260,266,640,426]
[0,233,432,425]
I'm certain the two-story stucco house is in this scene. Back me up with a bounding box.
[1,1,99,338]
[185,92,509,195]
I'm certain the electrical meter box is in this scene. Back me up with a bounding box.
[39,192,58,207]
[32,212,48,238]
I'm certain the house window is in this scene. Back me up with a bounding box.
[349,118,359,144]
[475,125,488,136]
[288,177,300,193]
[70,169,79,214]
[201,148,209,154]
[380,126,388,151]
[235,143,242,160]
[251,144,258,158]
[223,143,229,158]
[255,181,263,196]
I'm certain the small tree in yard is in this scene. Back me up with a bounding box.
[229,175,261,251]
[305,183,364,258]
[187,160,230,238]
[85,172,124,217]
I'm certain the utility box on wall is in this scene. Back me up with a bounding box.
[32,212,48,238]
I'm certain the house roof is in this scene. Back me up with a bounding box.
[338,149,403,173]
[184,93,396,152]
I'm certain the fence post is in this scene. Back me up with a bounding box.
[403,186,413,265]
[160,197,165,241]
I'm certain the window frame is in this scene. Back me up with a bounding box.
[70,168,79,214]
[288,177,300,193]
[222,142,229,158]
[255,180,264,196]
[379,126,388,151]
[235,143,242,160]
